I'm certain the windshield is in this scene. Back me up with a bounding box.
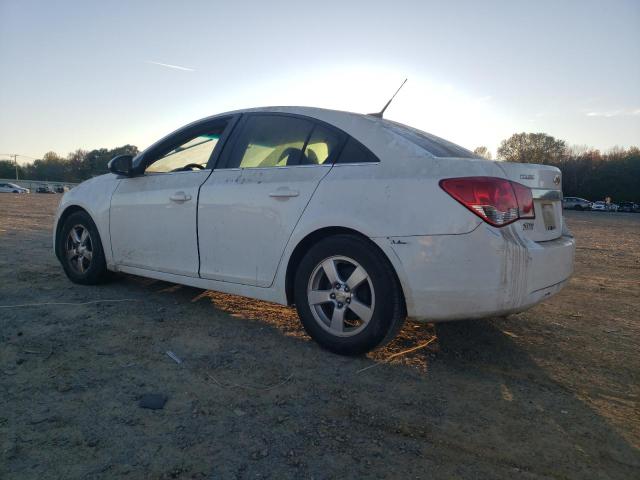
[381,119,478,159]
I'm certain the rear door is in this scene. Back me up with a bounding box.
[198,113,345,286]
[496,162,564,241]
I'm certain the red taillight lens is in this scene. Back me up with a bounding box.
[439,177,536,227]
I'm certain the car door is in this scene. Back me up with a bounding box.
[109,116,236,277]
[198,113,345,287]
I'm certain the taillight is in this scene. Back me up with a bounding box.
[439,177,536,227]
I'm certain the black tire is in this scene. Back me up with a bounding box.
[574,205,583,211]
[294,234,405,356]
[57,210,110,285]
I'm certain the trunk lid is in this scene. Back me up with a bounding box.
[495,162,563,241]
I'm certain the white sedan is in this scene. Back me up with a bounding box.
[0,182,29,193]
[53,107,575,355]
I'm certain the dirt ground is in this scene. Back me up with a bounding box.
[1,193,639,480]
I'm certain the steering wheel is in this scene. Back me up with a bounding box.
[172,163,205,172]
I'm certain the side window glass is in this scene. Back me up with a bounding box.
[146,133,221,173]
[226,116,314,169]
[335,137,379,164]
[302,125,342,165]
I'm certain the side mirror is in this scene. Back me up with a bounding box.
[108,154,133,176]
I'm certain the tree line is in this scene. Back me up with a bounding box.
[1,134,638,202]
[0,145,139,184]
[477,133,639,202]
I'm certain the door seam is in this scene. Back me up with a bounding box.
[266,163,336,288]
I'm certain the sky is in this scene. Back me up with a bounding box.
[0,0,639,164]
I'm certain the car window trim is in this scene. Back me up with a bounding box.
[205,114,241,170]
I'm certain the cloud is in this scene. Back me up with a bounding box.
[585,108,639,118]
[145,60,194,72]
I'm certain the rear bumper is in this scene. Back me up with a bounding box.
[374,223,575,322]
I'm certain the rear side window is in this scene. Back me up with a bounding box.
[225,115,314,169]
[335,137,379,164]
[382,120,477,158]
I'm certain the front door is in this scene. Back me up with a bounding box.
[198,114,345,287]
[110,117,234,277]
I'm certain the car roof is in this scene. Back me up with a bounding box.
[226,107,476,157]
[138,106,479,163]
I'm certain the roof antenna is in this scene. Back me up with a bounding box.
[368,78,407,118]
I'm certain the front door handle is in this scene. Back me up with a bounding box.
[169,191,192,203]
[269,188,299,198]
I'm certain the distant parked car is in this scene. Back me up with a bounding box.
[562,197,592,211]
[0,182,29,193]
[618,201,639,213]
[54,185,69,193]
[591,201,618,212]
[36,186,55,194]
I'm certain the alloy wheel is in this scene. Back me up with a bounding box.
[307,255,375,337]
[65,224,93,274]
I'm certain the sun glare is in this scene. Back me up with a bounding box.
[135,65,512,156]
[215,64,511,154]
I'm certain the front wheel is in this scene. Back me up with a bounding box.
[294,235,405,355]
[58,211,110,285]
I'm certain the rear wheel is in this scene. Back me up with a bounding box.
[58,211,109,285]
[574,205,583,211]
[294,235,405,355]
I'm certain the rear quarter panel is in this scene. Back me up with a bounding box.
[299,156,505,238]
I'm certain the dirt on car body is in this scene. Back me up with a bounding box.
[1,194,639,479]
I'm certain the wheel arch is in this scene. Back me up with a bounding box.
[284,226,407,309]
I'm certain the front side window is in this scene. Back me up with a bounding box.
[146,133,221,173]
[225,115,315,169]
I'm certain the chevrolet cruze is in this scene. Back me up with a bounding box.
[54,107,575,355]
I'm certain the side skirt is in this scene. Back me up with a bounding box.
[114,265,288,306]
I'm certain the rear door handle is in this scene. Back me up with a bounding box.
[269,188,299,198]
[169,191,192,202]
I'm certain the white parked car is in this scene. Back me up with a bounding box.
[53,107,575,355]
[592,201,618,212]
[0,182,29,193]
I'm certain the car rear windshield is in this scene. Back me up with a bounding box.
[381,119,478,159]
